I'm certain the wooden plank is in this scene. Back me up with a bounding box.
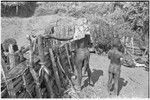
[7,44,16,98]
[22,73,33,98]
[6,61,27,80]
[57,56,79,98]
[49,48,62,94]
[37,35,54,98]
[44,74,54,98]
[17,90,26,98]
[12,76,22,87]
[8,44,15,70]
[1,58,8,75]
[14,80,23,93]
[1,88,7,97]
[28,35,42,98]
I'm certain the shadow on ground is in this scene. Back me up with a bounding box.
[82,69,103,89]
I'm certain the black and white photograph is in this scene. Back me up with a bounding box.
[1,1,149,98]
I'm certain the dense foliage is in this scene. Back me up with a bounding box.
[2,2,149,53]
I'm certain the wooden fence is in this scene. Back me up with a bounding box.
[1,34,78,98]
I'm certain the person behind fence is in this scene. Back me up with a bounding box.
[107,37,124,96]
[44,18,93,92]
[72,18,93,92]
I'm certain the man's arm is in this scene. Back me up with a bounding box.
[43,34,73,41]
[108,50,112,59]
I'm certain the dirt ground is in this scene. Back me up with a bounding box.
[79,54,149,98]
[1,15,149,98]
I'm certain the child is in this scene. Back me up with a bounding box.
[107,38,123,96]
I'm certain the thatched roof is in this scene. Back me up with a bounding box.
[1,2,26,6]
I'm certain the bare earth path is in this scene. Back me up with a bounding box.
[78,53,149,98]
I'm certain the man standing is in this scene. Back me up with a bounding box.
[107,37,124,96]
[72,18,93,92]
[45,18,93,91]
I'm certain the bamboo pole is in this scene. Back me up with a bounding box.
[9,44,15,70]
[57,56,80,98]
[44,74,55,98]
[131,37,134,55]
[1,58,8,75]
[49,48,62,94]
[22,73,33,98]
[7,44,16,98]
[65,44,73,73]
[37,35,54,97]
[28,35,42,98]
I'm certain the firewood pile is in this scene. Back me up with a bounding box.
[1,34,79,98]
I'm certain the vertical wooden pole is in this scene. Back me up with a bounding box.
[37,35,54,98]
[65,44,73,73]
[9,44,15,70]
[57,56,80,98]
[16,5,18,16]
[22,73,33,98]
[131,37,134,55]
[28,36,42,98]
[49,48,62,94]
[1,58,8,76]
[7,44,16,98]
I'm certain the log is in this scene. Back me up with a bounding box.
[65,44,73,73]
[1,88,8,98]
[12,76,22,87]
[49,48,62,94]
[1,58,8,75]
[7,44,16,98]
[28,35,42,98]
[44,74,54,98]
[22,73,33,98]
[37,35,53,97]
[57,56,80,98]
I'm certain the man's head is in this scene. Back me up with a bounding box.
[112,37,122,49]
[77,18,88,26]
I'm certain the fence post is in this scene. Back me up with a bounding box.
[131,37,134,55]
[57,56,80,98]
[7,44,16,98]
[49,48,62,94]
[65,44,73,73]
[9,44,15,70]
[37,35,55,98]
[1,58,8,76]
[28,35,42,98]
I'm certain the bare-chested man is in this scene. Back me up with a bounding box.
[45,18,93,91]
[107,37,124,96]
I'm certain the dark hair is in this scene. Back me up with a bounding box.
[112,37,121,48]
[112,37,124,53]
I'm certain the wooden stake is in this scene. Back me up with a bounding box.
[65,44,73,73]
[7,44,16,98]
[28,35,42,98]
[9,44,15,70]
[57,56,80,98]
[131,37,134,55]
[37,35,54,97]
[49,48,62,94]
